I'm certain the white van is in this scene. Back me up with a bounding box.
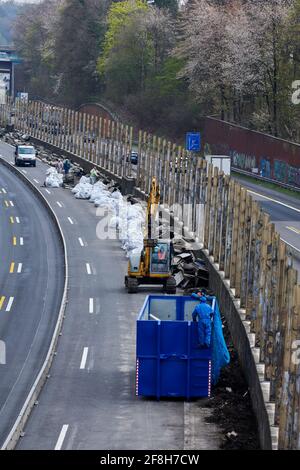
[15,145,37,167]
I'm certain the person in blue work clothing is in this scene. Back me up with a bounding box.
[192,296,213,348]
[63,158,71,175]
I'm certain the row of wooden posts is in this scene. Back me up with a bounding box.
[1,99,300,449]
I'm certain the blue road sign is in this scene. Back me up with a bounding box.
[186,132,201,152]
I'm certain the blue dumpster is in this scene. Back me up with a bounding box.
[136,295,217,399]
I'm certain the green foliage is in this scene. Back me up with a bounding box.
[152,57,186,98]
[97,0,148,74]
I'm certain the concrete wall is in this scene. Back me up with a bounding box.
[203,117,300,188]
[201,249,276,450]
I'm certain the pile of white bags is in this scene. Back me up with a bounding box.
[45,168,63,188]
[113,202,144,256]
[70,175,145,256]
[71,176,93,199]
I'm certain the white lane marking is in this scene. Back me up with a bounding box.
[286,226,300,235]
[21,169,27,174]
[54,424,69,450]
[80,347,89,369]
[45,189,51,195]
[281,238,300,254]
[20,237,24,245]
[248,190,300,214]
[9,201,14,207]
[33,178,39,184]
[78,237,84,246]
[2,188,6,194]
[89,298,94,314]
[56,201,62,208]
[68,217,74,225]
[17,263,22,273]
[86,263,92,275]
[6,297,14,312]
[16,217,20,224]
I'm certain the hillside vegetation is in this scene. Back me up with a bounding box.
[12,0,300,141]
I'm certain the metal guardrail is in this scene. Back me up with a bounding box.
[232,167,300,193]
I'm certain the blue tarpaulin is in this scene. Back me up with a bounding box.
[211,299,230,384]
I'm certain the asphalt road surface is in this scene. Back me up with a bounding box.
[233,175,300,273]
[0,141,220,450]
[0,145,64,446]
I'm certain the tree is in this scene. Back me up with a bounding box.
[53,0,109,105]
[97,0,148,75]
[99,2,175,103]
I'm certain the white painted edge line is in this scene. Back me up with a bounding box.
[286,226,300,235]
[0,154,69,450]
[247,189,300,214]
[80,347,89,369]
[281,238,300,254]
[17,263,22,273]
[86,263,92,275]
[89,298,94,314]
[56,201,63,208]
[68,217,74,225]
[54,424,69,451]
[78,237,84,246]
[6,297,14,312]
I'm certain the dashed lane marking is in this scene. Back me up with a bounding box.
[54,425,69,451]
[6,297,14,312]
[0,296,5,310]
[86,263,92,275]
[80,347,89,370]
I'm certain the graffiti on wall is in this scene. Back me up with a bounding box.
[260,159,271,178]
[230,151,256,170]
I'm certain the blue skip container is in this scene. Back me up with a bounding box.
[136,295,217,399]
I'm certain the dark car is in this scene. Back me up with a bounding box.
[130,151,138,165]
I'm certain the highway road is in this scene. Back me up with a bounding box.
[0,141,220,450]
[233,176,300,273]
[0,147,64,446]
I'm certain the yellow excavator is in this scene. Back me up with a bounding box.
[125,177,176,294]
